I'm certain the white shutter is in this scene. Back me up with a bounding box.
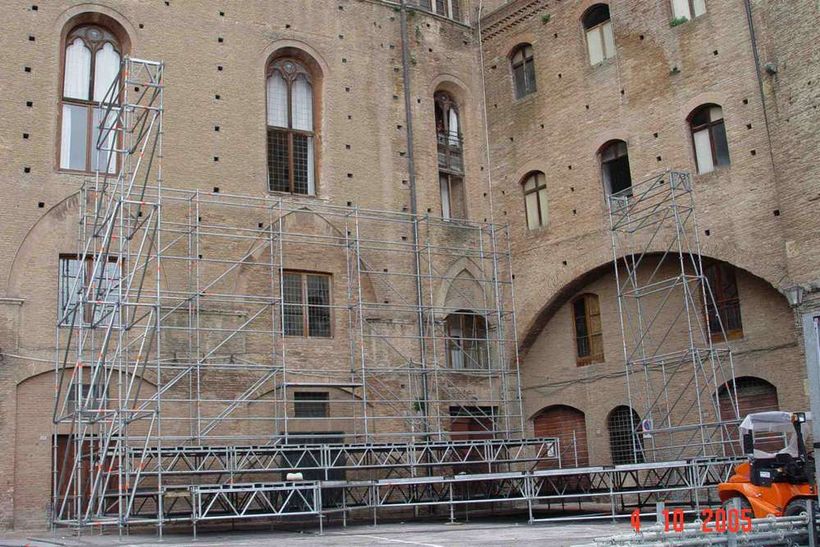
[266,72,288,128]
[440,174,451,220]
[64,38,91,100]
[291,75,313,131]
[525,192,539,230]
[693,0,707,17]
[672,0,691,19]
[61,104,88,170]
[448,107,459,146]
[93,43,120,103]
[693,128,715,174]
[538,187,549,227]
[586,28,604,65]
[306,137,315,195]
[602,22,616,60]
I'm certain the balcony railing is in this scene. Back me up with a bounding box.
[437,130,464,174]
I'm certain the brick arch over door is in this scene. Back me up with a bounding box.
[533,404,589,468]
[717,376,779,454]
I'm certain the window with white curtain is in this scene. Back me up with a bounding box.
[434,91,466,220]
[522,171,548,230]
[671,0,706,21]
[60,25,121,173]
[582,5,615,66]
[266,58,316,195]
[445,311,488,370]
[690,104,730,174]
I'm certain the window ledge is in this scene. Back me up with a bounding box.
[513,92,539,105]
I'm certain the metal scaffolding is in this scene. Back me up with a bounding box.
[608,171,740,463]
[51,56,549,531]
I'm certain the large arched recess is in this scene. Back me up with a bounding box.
[518,252,786,360]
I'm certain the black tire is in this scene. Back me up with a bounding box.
[722,496,752,512]
[784,498,815,517]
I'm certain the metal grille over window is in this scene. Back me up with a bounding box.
[282,271,331,338]
[608,406,644,464]
[266,59,315,194]
[294,392,329,418]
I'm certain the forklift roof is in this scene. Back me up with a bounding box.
[739,411,811,434]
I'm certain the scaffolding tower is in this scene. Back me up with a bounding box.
[51,57,557,531]
[608,171,740,463]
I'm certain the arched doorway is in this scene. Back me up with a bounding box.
[717,377,779,454]
[533,405,589,468]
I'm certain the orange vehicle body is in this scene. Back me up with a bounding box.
[718,461,817,517]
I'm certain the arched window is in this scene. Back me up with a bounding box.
[600,140,632,196]
[511,44,536,99]
[671,0,706,21]
[267,57,316,194]
[534,405,589,468]
[522,171,548,230]
[435,91,465,220]
[572,294,603,365]
[582,4,615,66]
[608,406,643,464]
[445,311,487,369]
[690,104,730,174]
[60,24,122,173]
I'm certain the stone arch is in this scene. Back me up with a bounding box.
[55,6,135,54]
[434,257,487,319]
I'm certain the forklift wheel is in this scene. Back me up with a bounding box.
[722,496,752,512]
[784,498,816,517]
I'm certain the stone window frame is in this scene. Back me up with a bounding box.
[58,20,126,174]
[266,57,318,195]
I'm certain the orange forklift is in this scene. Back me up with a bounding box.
[718,411,817,517]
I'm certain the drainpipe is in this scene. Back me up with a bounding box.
[399,0,431,439]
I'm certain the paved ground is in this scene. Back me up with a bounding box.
[1,519,635,547]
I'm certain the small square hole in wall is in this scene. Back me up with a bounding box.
[347,201,353,207]
[345,144,351,149]
[139,23,144,29]
[26,101,32,107]
[746,123,752,129]
[31,5,38,10]
[639,34,644,40]
[258,222,264,228]
[654,132,659,138]
[214,125,220,131]
[656,156,662,162]
[562,260,567,266]
[213,156,219,162]
[164,0,170,5]
[570,187,575,192]
[217,37,224,43]
[213,187,220,193]
[219,10,224,16]
[28,35,35,41]
[24,167,31,173]
[38,202,44,208]
[742,98,749,104]
[23,133,29,139]
[215,94,221,100]
[750,149,757,156]
[705,229,711,236]
[24,66,31,72]
[713,50,718,56]
[347,173,353,178]
[285,24,291,29]
[217,65,223,71]
[773,209,780,216]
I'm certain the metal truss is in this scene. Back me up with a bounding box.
[608,171,740,463]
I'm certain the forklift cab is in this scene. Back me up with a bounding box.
[741,411,814,487]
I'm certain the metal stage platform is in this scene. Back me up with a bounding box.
[53,437,740,533]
